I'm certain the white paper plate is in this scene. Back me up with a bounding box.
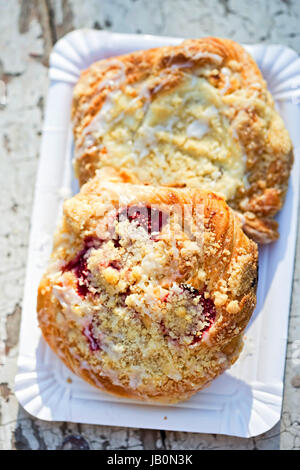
[15,30,300,437]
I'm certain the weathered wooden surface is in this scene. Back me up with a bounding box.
[1,0,300,450]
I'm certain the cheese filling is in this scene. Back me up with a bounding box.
[78,70,246,200]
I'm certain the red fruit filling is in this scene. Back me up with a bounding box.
[190,295,216,345]
[117,205,168,240]
[82,322,101,352]
[62,237,103,297]
[180,284,216,343]
[108,260,122,270]
[158,284,215,344]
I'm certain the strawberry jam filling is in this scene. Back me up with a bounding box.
[117,205,168,240]
[180,284,216,344]
[62,237,103,297]
[160,284,216,345]
[108,260,122,270]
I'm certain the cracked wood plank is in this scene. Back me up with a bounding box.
[1,0,300,450]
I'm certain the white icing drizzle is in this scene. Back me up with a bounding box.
[129,82,151,113]
[128,366,144,389]
[83,89,123,139]
[171,61,194,70]
[202,105,218,118]
[100,336,123,361]
[46,260,65,278]
[52,282,90,326]
[101,367,122,386]
[186,120,210,139]
[72,349,122,389]
[52,283,83,307]
[183,47,223,65]
[151,77,170,96]
[231,126,239,140]
[81,61,126,145]
[220,67,231,95]
[96,59,126,91]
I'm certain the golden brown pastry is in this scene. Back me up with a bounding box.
[72,37,293,244]
[37,169,258,403]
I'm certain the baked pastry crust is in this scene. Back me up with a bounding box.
[72,37,293,244]
[37,169,258,403]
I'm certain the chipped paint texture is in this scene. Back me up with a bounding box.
[1,0,300,450]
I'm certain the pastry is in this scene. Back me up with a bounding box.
[72,37,293,244]
[37,169,258,403]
